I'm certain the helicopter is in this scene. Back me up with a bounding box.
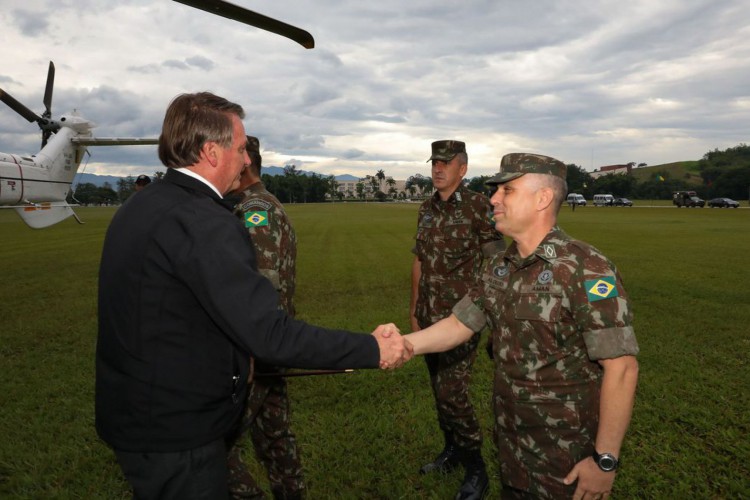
[0,61,159,229]
[0,0,314,228]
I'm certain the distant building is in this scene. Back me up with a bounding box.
[335,176,407,199]
[590,164,632,179]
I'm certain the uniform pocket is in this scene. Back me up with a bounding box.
[515,290,562,322]
[443,224,473,259]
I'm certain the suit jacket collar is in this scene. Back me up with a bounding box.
[164,168,222,202]
[164,168,238,212]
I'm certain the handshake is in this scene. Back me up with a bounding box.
[372,323,414,369]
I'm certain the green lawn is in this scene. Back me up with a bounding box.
[0,203,748,498]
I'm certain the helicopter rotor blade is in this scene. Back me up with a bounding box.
[0,89,41,124]
[43,61,55,119]
[173,0,314,49]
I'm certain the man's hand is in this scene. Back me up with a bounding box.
[564,456,615,500]
[372,323,413,369]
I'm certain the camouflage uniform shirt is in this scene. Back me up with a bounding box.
[235,182,297,316]
[413,184,505,326]
[453,226,639,498]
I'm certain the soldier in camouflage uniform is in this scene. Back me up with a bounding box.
[410,140,505,500]
[405,153,639,499]
[226,136,304,500]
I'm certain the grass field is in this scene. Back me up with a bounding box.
[1,202,748,499]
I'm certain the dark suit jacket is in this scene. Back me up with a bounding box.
[96,169,379,452]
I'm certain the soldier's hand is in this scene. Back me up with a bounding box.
[372,324,412,369]
[564,456,615,500]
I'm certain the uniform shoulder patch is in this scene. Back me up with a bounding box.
[584,276,618,302]
[239,198,274,213]
[245,211,269,227]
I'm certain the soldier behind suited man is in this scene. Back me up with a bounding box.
[226,136,304,499]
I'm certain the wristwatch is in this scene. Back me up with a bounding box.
[592,450,619,472]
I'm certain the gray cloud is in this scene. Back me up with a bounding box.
[185,56,215,71]
[1,0,749,179]
[162,59,190,71]
[340,148,366,159]
[11,9,49,37]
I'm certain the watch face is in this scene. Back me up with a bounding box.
[597,453,618,471]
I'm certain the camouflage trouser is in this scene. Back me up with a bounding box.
[227,374,305,499]
[422,329,482,451]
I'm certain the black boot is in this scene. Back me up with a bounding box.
[271,488,303,500]
[419,433,461,475]
[454,449,489,500]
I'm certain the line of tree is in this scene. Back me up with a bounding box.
[81,144,738,206]
[67,182,119,206]
[467,144,750,200]
[261,165,331,203]
[68,171,166,205]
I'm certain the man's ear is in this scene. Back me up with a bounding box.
[459,162,468,178]
[537,187,554,211]
[201,141,219,167]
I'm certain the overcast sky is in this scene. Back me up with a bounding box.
[1,0,748,180]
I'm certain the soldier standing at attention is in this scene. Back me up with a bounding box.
[404,153,639,499]
[227,136,304,500]
[410,140,505,500]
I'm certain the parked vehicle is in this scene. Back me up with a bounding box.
[613,197,633,207]
[708,197,740,208]
[673,191,705,208]
[566,193,587,206]
[593,194,615,206]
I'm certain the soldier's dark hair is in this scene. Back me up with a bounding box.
[158,92,245,169]
[248,150,263,177]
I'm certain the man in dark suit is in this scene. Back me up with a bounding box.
[96,92,409,499]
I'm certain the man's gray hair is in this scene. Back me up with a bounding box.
[526,173,568,213]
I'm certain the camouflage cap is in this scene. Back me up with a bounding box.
[246,135,260,153]
[427,140,466,162]
[485,153,566,186]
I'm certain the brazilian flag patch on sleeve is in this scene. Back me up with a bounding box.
[245,211,269,227]
[584,276,618,302]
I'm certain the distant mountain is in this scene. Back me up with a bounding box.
[69,162,700,189]
[262,166,358,182]
[75,169,362,188]
[74,173,130,188]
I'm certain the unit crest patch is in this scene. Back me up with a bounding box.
[538,270,553,284]
[493,265,509,278]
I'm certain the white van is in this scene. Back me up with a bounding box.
[567,193,586,206]
[593,194,615,206]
